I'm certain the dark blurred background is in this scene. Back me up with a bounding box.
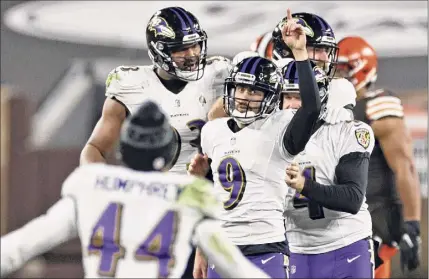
[1,1,427,278]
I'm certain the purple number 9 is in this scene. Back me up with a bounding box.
[217,157,247,210]
[88,204,178,278]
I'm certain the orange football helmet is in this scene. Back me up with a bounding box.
[250,32,274,60]
[337,36,378,91]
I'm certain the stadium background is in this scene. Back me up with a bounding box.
[0,1,427,278]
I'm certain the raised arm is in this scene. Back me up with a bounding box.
[280,9,321,155]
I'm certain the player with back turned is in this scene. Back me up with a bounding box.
[0,101,270,279]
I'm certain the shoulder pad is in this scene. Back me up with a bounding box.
[271,109,295,122]
[206,56,231,65]
[207,56,233,74]
[61,166,84,198]
[328,78,357,108]
[365,89,404,121]
[105,65,147,96]
[177,177,220,218]
[205,57,232,98]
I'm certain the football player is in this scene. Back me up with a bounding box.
[281,59,376,278]
[252,13,338,80]
[0,101,270,279]
[79,8,231,276]
[337,36,422,278]
[80,6,231,175]
[251,12,359,118]
[189,9,324,278]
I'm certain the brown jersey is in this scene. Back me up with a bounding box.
[353,89,405,212]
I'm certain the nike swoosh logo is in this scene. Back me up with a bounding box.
[347,255,361,263]
[261,255,276,264]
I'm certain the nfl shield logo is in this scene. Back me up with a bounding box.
[230,137,236,146]
[290,265,296,274]
[355,128,371,149]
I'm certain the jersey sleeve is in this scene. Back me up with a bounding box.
[365,89,404,121]
[193,219,270,279]
[339,121,375,157]
[200,122,213,158]
[105,66,146,106]
[176,177,221,219]
[61,166,85,199]
[1,198,78,277]
[274,109,297,158]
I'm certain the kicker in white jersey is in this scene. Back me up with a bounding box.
[105,58,231,175]
[201,110,295,245]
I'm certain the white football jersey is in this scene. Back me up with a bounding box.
[65,164,219,278]
[105,58,231,175]
[201,110,296,245]
[284,120,375,254]
[1,164,270,278]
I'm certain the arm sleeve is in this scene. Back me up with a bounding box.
[300,151,371,214]
[282,60,321,155]
[1,198,78,277]
[193,219,270,279]
[300,123,375,214]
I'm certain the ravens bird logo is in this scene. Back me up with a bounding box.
[148,17,176,39]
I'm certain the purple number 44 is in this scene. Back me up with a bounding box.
[88,202,178,278]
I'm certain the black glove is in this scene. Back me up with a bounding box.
[399,221,421,273]
[372,236,384,269]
